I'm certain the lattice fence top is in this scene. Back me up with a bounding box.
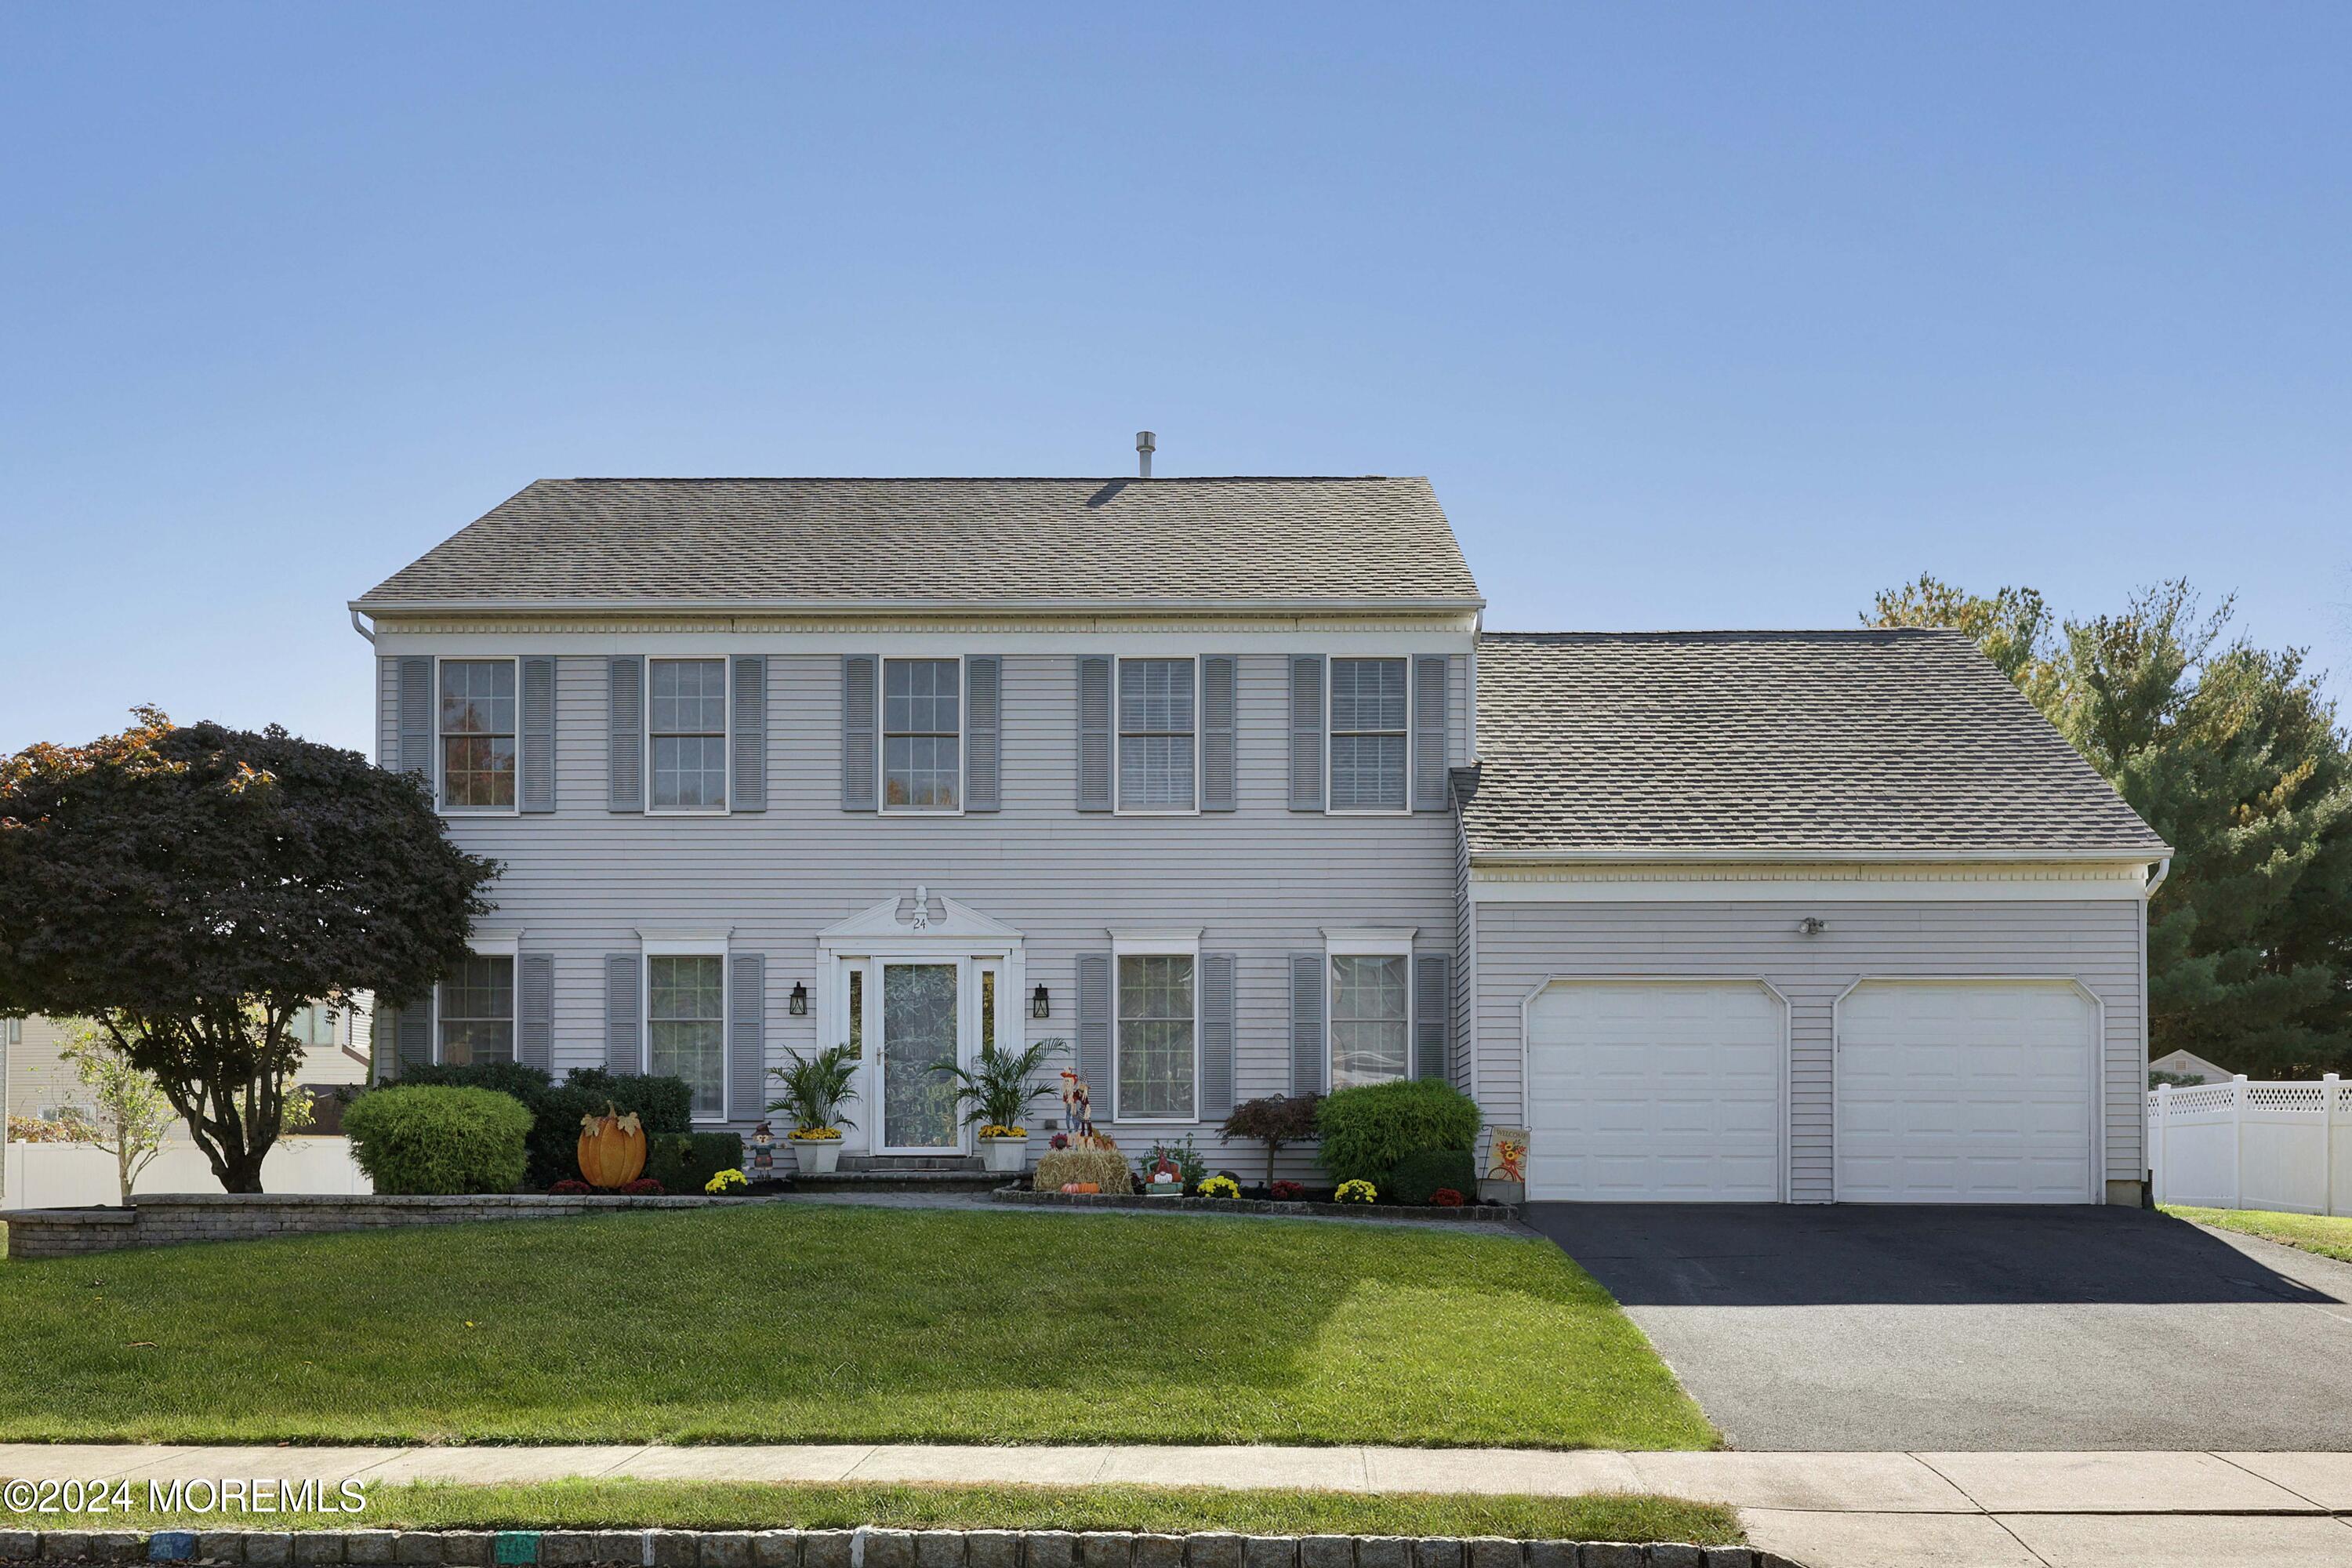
[2153,1083,2240,1116]
[2247,1083,2329,1111]
[2149,1078,2352,1116]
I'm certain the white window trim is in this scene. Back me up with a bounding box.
[433,655,524,818]
[1325,655,1414,817]
[1113,654,1203,817]
[879,653,967,816]
[1110,927,1203,1125]
[644,655,731,816]
[1323,927,1415,1091]
[642,938,732,1123]
[432,932,522,1066]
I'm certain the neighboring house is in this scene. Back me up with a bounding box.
[352,467,2171,1205]
[2149,1048,2235,1085]
[3,1006,372,1127]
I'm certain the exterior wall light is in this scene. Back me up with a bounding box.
[1032,985,1051,1019]
[789,982,809,1015]
[1796,917,1828,937]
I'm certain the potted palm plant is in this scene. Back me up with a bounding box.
[933,1036,1065,1175]
[768,1044,859,1176]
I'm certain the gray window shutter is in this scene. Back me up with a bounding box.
[731,655,767,812]
[607,656,644,813]
[1287,655,1326,811]
[396,657,434,783]
[965,656,1002,812]
[840,655,877,811]
[1414,655,1450,811]
[730,953,765,1123]
[1289,952,1327,1096]
[397,997,431,1076]
[1076,656,1113,811]
[520,657,557,814]
[1200,655,1236,812]
[1076,953,1112,1116]
[1201,952,1236,1117]
[517,953,554,1073]
[1414,952,1451,1080]
[604,953,641,1074]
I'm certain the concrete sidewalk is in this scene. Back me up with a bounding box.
[5,1445,2351,1566]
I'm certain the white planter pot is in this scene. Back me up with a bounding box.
[981,1137,1027,1175]
[793,1139,842,1176]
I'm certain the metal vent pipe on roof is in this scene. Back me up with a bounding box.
[1136,430,1156,479]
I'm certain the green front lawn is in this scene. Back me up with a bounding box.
[0,1203,1714,1449]
[2165,1204,2352,1263]
[125,1479,1741,1544]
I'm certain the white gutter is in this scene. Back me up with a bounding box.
[349,608,376,644]
[1470,844,2176,866]
[2144,855,2172,898]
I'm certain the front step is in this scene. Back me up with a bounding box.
[792,1169,1005,1195]
[835,1153,986,1173]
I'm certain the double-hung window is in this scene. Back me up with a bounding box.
[1117,658,1197,811]
[437,953,516,1065]
[1330,947,1410,1089]
[883,657,961,811]
[648,953,726,1119]
[439,659,517,811]
[1116,945,1198,1121]
[1329,657,1410,812]
[648,658,728,811]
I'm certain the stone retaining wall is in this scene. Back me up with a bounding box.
[0,1527,1788,1568]
[992,1189,1519,1224]
[0,1193,774,1261]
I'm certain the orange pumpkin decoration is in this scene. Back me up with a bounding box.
[578,1102,647,1189]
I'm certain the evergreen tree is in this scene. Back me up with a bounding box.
[1870,576,2352,1076]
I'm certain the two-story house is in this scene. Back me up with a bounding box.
[354,467,2170,1205]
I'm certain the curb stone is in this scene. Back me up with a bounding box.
[0,1532,1791,1568]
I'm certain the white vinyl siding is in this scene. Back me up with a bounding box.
[648,658,728,811]
[438,659,517,811]
[1117,657,1198,812]
[882,657,962,811]
[648,953,727,1120]
[1330,657,1409,812]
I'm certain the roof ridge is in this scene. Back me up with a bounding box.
[1479,627,1970,641]
[549,474,1419,484]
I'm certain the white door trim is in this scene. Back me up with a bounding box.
[1518,975,1792,1203]
[1831,975,2106,1204]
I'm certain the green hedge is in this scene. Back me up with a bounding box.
[1315,1079,1483,1185]
[398,1062,692,1189]
[344,1085,532,1195]
[1383,1147,1479,1206]
[646,1131,745,1193]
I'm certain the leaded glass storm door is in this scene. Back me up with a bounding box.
[879,961,964,1152]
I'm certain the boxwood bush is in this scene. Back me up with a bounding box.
[344,1085,532,1195]
[399,1062,691,1189]
[1315,1079,1482,1186]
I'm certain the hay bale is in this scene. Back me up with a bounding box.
[1034,1145,1134,1193]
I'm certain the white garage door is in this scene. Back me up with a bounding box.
[1526,981,1784,1201]
[1836,981,2097,1203]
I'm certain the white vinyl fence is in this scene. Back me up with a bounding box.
[2,1136,371,1210]
[2149,1076,2352,1214]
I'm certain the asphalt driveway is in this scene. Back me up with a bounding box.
[1527,1203,2352,1450]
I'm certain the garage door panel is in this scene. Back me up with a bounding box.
[1836,982,2096,1204]
[1526,980,1784,1202]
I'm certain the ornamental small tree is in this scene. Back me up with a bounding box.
[58,1025,176,1204]
[1219,1092,1322,1188]
[0,710,499,1192]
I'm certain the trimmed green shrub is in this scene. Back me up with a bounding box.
[1385,1147,1479,1206]
[344,1085,532,1195]
[400,1062,691,1189]
[1315,1079,1482,1185]
[645,1131,744,1193]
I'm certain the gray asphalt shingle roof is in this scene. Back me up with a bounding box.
[358,477,1482,608]
[1465,630,2168,858]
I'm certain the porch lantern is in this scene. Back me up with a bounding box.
[789,982,809,1015]
[1032,984,1051,1019]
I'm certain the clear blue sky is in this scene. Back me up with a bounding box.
[5,3,2346,756]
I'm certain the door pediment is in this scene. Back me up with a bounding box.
[818,888,1024,948]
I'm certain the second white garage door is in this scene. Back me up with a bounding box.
[1526,980,1784,1201]
[1836,980,2098,1203]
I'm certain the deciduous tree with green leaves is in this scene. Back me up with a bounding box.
[0,710,499,1190]
[58,1024,176,1204]
[1871,576,2352,1076]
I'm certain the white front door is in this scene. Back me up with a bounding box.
[1836,980,2098,1203]
[1525,980,1785,1201]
